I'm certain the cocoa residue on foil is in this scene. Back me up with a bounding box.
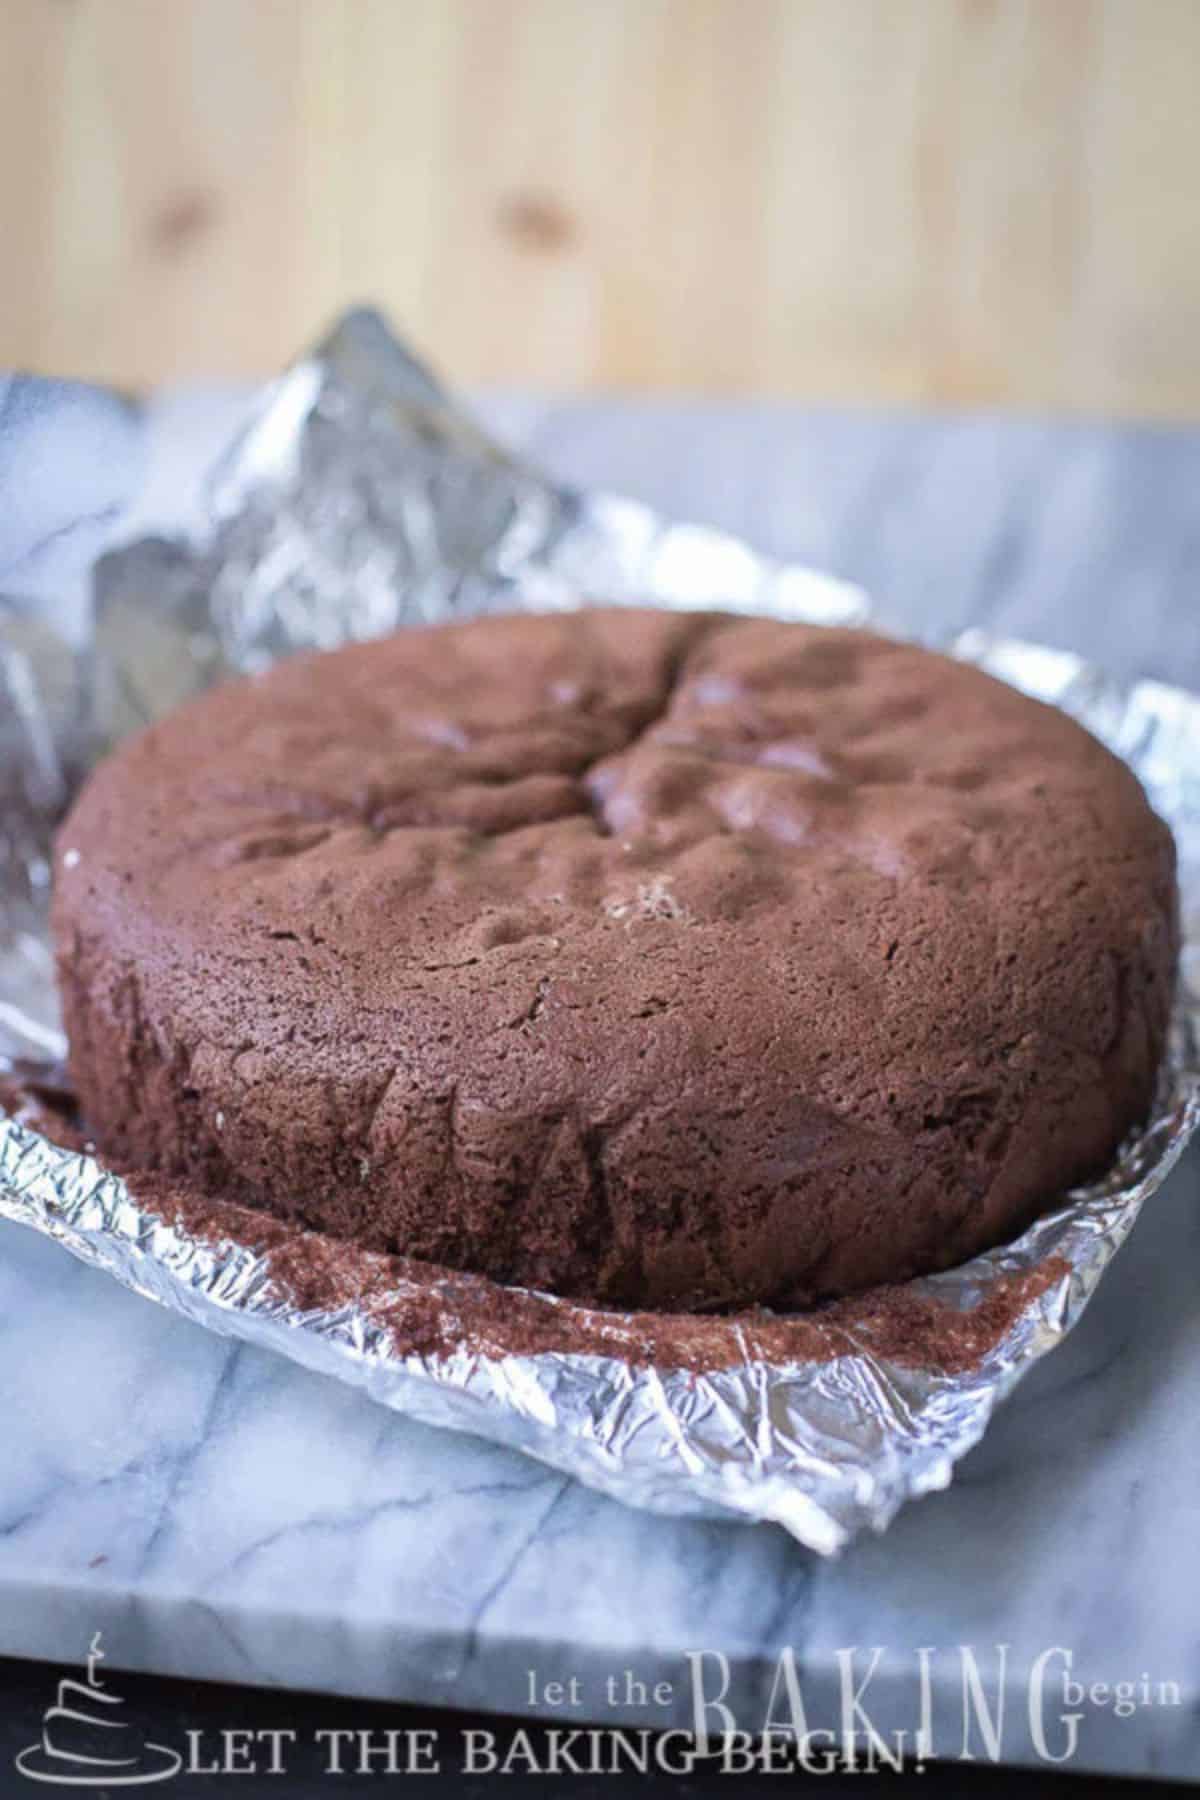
[0,1071,1066,1378]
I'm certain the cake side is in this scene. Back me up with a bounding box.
[53,610,1179,1311]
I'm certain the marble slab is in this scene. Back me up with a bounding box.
[1,378,1198,1779]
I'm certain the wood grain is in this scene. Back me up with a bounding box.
[3,0,1200,417]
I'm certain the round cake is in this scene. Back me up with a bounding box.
[53,610,1178,1312]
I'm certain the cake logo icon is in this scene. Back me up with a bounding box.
[15,1634,182,1787]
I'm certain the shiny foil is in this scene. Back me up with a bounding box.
[1,312,1197,1553]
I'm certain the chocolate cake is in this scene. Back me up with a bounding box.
[52,611,1178,1312]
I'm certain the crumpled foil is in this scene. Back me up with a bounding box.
[1,311,1197,1553]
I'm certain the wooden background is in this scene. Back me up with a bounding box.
[4,0,1200,418]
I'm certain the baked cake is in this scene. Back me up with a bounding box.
[52,611,1178,1311]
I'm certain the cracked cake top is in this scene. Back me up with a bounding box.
[52,610,1178,1311]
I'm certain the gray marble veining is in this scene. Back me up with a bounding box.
[1,381,1198,1779]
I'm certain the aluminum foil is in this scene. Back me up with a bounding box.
[1,310,1197,1554]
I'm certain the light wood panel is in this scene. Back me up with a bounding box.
[4,0,1200,417]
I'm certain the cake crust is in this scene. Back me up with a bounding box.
[53,611,1178,1311]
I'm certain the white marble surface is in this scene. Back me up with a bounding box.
[1,377,1198,1779]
